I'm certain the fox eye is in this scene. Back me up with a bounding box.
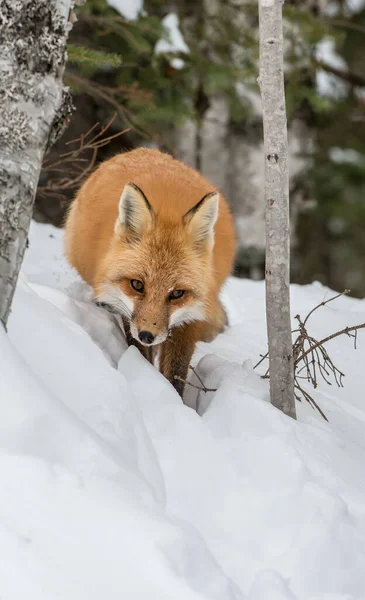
[169,289,185,300]
[130,279,144,293]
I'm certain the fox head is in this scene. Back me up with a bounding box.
[95,182,219,346]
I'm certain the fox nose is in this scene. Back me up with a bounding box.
[138,330,155,345]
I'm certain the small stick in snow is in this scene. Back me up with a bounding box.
[295,322,365,366]
[253,351,269,370]
[254,289,365,420]
[301,289,350,328]
[174,366,217,394]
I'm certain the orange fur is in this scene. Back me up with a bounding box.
[65,148,236,397]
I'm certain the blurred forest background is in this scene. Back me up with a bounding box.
[36,0,365,296]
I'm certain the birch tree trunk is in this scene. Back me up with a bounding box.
[0,0,77,328]
[258,0,296,418]
[173,0,317,281]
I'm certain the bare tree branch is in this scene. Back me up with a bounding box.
[297,322,365,365]
[173,366,218,396]
[314,59,365,88]
[38,114,130,202]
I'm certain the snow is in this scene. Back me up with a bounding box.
[316,37,348,99]
[2,219,365,599]
[344,0,365,14]
[155,13,189,70]
[324,0,365,16]
[107,0,143,21]
[329,147,365,165]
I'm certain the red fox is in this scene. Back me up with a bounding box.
[65,148,235,397]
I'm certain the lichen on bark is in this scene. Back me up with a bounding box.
[0,0,75,327]
[1,0,67,74]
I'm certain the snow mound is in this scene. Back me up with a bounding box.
[107,0,143,21]
[1,220,365,599]
[155,13,189,70]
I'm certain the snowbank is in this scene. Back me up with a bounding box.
[1,220,365,599]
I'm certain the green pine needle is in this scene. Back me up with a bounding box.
[67,44,122,68]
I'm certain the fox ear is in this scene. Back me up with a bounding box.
[117,183,153,239]
[183,191,219,247]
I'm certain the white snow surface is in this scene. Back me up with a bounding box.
[107,0,143,21]
[155,13,189,70]
[1,220,365,599]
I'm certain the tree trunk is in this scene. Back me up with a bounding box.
[173,0,317,281]
[258,0,296,418]
[0,0,76,328]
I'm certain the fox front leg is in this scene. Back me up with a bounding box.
[159,323,198,398]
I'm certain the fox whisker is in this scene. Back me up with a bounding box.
[95,284,133,320]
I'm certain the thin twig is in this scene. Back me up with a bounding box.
[39,114,130,200]
[295,385,329,422]
[324,18,365,35]
[64,71,151,138]
[253,351,269,370]
[302,289,350,327]
[188,365,209,388]
[254,289,365,420]
[174,374,217,393]
[297,323,365,365]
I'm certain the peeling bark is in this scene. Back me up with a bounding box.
[258,0,296,418]
[0,0,77,327]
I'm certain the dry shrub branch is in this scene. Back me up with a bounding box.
[38,113,129,204]
[174,366,218,394]
[254,290,365,420]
